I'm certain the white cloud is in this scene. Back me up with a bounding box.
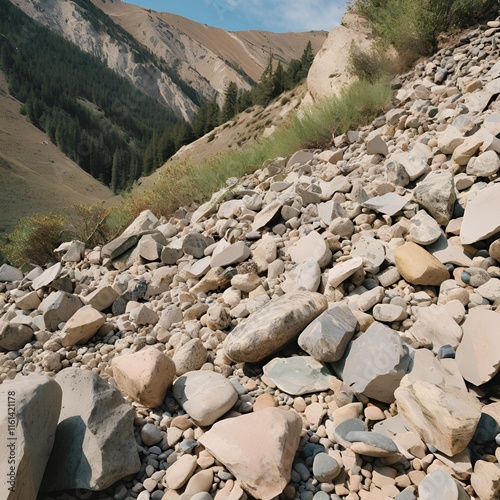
[244,0,345,32]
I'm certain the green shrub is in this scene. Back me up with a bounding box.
[348,42,400,82]
[353,0,497,58]
[2,213,67,268]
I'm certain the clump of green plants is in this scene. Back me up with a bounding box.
[2,213,67,268]
[352,0,497,60]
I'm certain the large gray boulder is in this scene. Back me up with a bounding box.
[41,369,140,492]
[0,374,62,500]
[223,291,328,363]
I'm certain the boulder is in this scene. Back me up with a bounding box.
[0,264,23,282]
[210,241,251,268]
[41,369,140,492]
[328,257,364,288]
[471,461,500,500]
[412,171,456,226]
[394,242,449,286]
[409,210,442,245]
[0,374,62,500]
[395,378,481,456]
[198,408,302,499]
[81,286,119,311]
[172,338,208,376]
[289,230,332,268]
[0,321,34,351]
[342,322,411,403]
[461,184,500,244]
[456,309,500,386]
[298,305,358,362]
[39,291,83,331]
[32,263,62,291]
[60,305,105,347]
[223,291,328,363]
[112,348,176,408]
[172,371,238,426]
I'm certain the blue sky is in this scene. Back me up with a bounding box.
[129,0,346,32]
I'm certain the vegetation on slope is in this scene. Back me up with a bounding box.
[351,0,498,62]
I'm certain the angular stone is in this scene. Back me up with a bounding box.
[456,310,500,386]
[0,264,23,282]
[289,230,332,268]
[112,348,176,408]
[263,356,332,396]
[437,125,465,154]
[407,348,466,392]
[342,322,411,403]
[15,290,41,312]
[61,240,85,263]
[223,291,328,363]
[427,234,473,267]
[190,267,235,294]
[198,408,302,500]
[173,338,208,376]
[121,210,159,237]
[366,135,388,156]
[0,321,34,350]
[81,286,119,312]
[32,262,62,291]
[409,210,441,246]
[328,257,364,288]
[41,369,140,492]
[351,237,385,269]
[101,235,138,260]
[452,135,483,165]
[161,240,184,265]
[395,242,449,286]
[211,241,251,268]
[461,184,500,244]
[251,200,283,231]
[358,286,385,312]
[298,305,358,362]
[477,278,500,302]
[60,305,105,347]
[409,305,463,353]
[363,193,410,217]
[419,469,470,500]
[129,304,159,326]
[172,371,238,426]
[395,378,481,456]
[0,374,62,500]
[138,235,162,261]
[39,291,83,331]
[467,150,500,177]
[471,461,500,500]
[412,171,456,226]
[183,232,209,259]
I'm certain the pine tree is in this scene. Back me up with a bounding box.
[272,61,285,98]
[111,148,120,193]
[221,81,238,123]
[299,41,314,79]
[255,56,274,106]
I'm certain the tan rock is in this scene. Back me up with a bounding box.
[395,378,481,456]
[60,305,105,347]
[198,408,302,500]
[394,242,449,286]
[471,461,500,500]
[112,348,176,408]
[81,286,119,311]
[456,309,500,386]
[165,454,198,490]
[224,291,327,363]
[253,393,277,412]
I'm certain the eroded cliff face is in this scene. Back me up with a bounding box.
[11,0,199,120]
[11,0,327,120]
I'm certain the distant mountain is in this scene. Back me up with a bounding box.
[10,0,328,120]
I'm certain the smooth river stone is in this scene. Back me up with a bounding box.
[223,291,328,363]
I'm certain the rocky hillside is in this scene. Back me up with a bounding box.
[3,16,500,500]
[11,0,327,120]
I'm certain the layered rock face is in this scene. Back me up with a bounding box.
[3,15,500,500]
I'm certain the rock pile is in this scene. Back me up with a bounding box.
[3,18,500,500]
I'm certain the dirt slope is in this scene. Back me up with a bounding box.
[0,72,113,234]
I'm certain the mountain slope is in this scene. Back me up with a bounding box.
[11,0,327,119]
[0,71,113,234]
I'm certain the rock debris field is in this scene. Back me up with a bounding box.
[4,20,500,500]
